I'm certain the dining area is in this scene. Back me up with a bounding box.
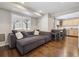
[51,29,66,41]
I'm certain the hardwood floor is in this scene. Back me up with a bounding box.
[0,37,78,57]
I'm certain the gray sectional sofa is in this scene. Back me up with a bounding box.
[8,30,52,55]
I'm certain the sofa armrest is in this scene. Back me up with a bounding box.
[39,31,52,39]
[8,33,17,48]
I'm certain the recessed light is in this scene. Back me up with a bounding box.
[37,10,45,14]
[39,10,43,13]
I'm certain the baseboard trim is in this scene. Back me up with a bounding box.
[67,35,78,37]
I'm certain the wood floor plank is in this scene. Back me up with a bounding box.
[0,37,78,57]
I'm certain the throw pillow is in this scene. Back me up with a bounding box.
[15,32,23,39]
[34,30,39,35]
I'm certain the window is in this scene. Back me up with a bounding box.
[11,13,31,30]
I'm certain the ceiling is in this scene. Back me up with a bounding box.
[56,11,79,20]
[0,2,43,18]
[25,2,79,16]
[0,2,79,19]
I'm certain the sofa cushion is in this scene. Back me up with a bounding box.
[21,31,35,37]
[26,35,35,37]
[27,31,34,35]
[21,31,29,38]
[16,35,47,46]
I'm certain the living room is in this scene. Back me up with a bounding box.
[0,2,79,57]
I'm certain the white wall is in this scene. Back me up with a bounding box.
[0,9,11,46]
[48,16,55,31]
[38,14,55,32]
[38,14,49,31]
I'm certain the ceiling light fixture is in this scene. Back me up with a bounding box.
[16,5,25,10]
[34,12,41,16]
